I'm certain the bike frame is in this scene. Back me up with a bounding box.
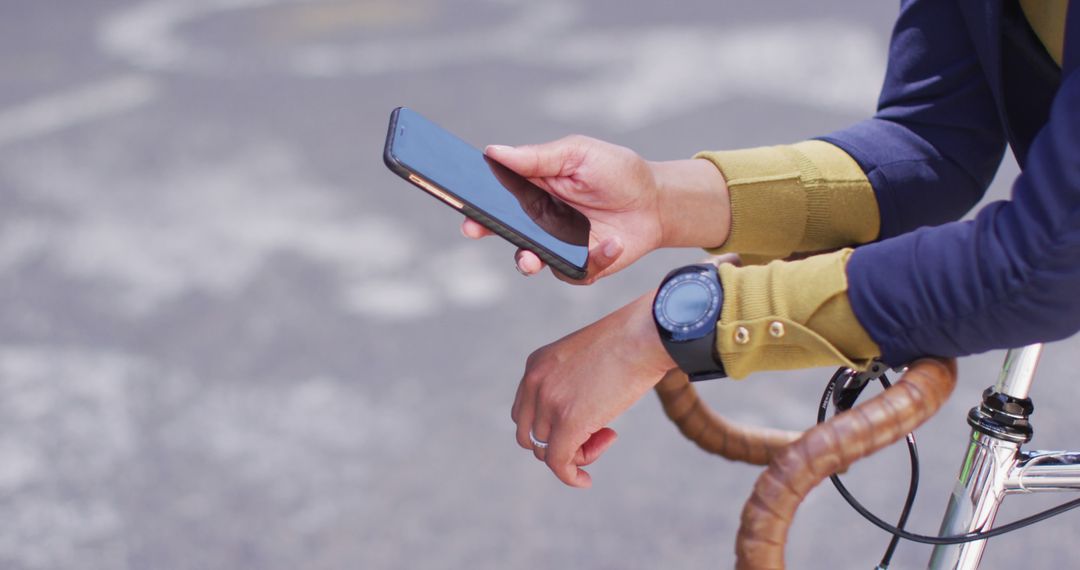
[928,344,1080,569]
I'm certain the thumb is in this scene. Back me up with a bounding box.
[553,237,624,286]
[485,136,585,179]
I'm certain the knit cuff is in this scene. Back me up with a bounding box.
[713,249,881,379]
[695,140,879,260]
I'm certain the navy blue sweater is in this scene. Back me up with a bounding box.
[819,0,1080,365]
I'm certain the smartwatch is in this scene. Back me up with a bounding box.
[652,263,727,381]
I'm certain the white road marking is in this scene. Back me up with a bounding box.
[346,279,439,320]
[98,0,884,130]
[431,246,508,308]
[98,0,297,71]
[296,18,883,129]
[1,137,508,320]
[0,344,419,563]
[345,245,511,320]
[287,1,578,76]
[0,74,158,146]
[536,22,884,130]
[0,346,138,568]
[1,139,412,312]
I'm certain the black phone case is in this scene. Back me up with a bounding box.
[383,108,588,281]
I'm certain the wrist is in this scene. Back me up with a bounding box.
[617,291,677,375]
[651,158,731,249]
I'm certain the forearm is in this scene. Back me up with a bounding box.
[818,0,1006,238]
[623,250,881,381]
[848,71,1080,365]
[648,141,881,258]
[695,141,880,259]
[684,0,1010,258]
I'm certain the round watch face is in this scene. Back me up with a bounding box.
[653,268,721,340]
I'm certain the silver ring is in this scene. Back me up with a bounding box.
[529,430,549,449]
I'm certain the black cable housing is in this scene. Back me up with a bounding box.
[818,371,918,568]
[819,367,1080,550]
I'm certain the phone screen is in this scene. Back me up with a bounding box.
[387,108,590,272]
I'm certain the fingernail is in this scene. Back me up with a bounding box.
[486,145,513,154]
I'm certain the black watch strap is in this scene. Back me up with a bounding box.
[667,337,727,381]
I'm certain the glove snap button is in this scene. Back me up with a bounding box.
[769,321,785,338]
[734,326,750,345]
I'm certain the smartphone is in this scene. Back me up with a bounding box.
[383,107,590,280]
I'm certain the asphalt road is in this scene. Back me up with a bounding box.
[1,1,1079,568]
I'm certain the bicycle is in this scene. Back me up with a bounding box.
[655,343,1080,569]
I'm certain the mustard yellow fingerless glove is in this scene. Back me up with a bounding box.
[695,140,880,261]
[715,249,880,379]
[691,140,882,376]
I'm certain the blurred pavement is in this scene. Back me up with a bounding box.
[1,1,1078,568]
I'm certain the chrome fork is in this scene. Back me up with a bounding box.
[928,344,1080,569]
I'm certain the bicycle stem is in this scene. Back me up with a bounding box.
[928,344,1043,570]
[993,344,1043,400]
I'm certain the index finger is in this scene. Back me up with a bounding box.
[484,140,581,180]
[573,427,618,467]
[461,217,494,239]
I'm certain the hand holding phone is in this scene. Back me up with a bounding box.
[385,108,593,280]
[386,108,708,284]
[461,136,670,284]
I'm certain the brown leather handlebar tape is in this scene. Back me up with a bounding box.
[734,358,958,570]
[655,369,802,465]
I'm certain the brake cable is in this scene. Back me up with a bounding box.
[818,366,1080,564]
